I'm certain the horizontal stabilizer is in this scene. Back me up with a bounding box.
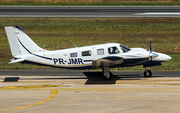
[9,58,25,64]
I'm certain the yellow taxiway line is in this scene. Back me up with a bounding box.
[9,90,57,111]
[0,85,62,112]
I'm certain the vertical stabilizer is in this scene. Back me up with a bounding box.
[5,26,44,57]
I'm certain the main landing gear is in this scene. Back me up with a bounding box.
[144,69,152,77]
[103,67,112,80]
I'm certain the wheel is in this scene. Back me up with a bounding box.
[144,70,152,77]
[104,75,112,80]
[102,67,112,80]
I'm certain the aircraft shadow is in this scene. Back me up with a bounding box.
[2,71,164,84]
[3,77,20,82]
[83,72,143,85]
[83,72,116,84]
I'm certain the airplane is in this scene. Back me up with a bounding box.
[5,26,172,80]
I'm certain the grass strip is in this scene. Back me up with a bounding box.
[1,0,180,6]
[1,3,180,6]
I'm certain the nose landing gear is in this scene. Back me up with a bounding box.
[144,69,152,77]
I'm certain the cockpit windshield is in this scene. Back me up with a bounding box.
[120,45,131,53]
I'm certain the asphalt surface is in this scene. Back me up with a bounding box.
[1,69,180,113]
[1,6,180,17]
[0,69,179,77]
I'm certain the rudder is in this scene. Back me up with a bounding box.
[5,26,44,57]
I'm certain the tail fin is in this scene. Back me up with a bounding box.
[5,26,44,57]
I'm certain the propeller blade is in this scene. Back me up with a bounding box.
[147,42,149,51]
[150,39,152,53]
[148,39,153,64]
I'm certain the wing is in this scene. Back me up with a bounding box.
[92,56,124,68]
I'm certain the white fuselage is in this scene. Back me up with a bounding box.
[17,43,171,69]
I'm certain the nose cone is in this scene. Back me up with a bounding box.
[152,52,172,62]
[165,54,172,61]
[160,54,172,61]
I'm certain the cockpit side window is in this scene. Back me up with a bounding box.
[108,46,120,54]
[120,45,131,53]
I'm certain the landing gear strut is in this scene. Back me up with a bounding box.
[103,67,112,80]
[144,69,152,77]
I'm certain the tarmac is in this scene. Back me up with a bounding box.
[0,69,180,113]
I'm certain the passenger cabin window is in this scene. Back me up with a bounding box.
[70,52,77,57]
[82,50,91,56]
[108,47,120,54]
[97,49,104,55]
[120,45,131,53]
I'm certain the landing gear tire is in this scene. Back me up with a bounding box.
[104,74,112,80]
[144,70,152,77]
[102,67,112,80]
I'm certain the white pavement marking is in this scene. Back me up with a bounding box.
[136,12,180,15]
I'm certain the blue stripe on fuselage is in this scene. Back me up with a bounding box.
[17,37,52,60]
[21,60,92,69]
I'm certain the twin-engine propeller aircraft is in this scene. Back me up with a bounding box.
[5,26,171,80]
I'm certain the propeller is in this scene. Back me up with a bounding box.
[148,39,152,63]
[147,39,158,63]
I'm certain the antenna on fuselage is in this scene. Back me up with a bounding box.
[70,40,78,48]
